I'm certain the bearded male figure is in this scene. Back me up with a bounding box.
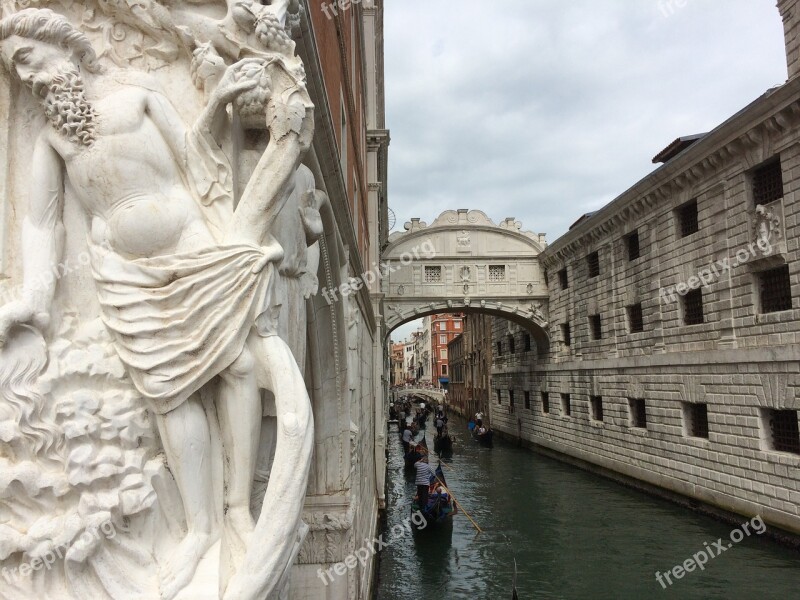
[0,8,315,600]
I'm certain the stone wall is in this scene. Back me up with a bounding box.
[490,74,800,536]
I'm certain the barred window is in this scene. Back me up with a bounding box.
[677,199,699,238]
[524,391,531,410]
[758,265,792,313]
[683,288,704,325]
[561,323,571,347]
[586,252,600,278]
[590,314,602,340]
[629,398,647,429]
[497,389,502,405]
[684,403,709,439]
[523,334,531,352]
[561,393,571,417]
[424,266,442,283]
[509,390,515,407]
[753,159,784,206]
[590,396,604,422]
[496,341,503,356]
[508,335,515,354]
[626,230,641,261]
[489,265,506,282]
[766,410,799,454]
[542,392,550,414]
[558,268,569,290]
[628,303,644,333]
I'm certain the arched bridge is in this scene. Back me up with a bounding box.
[382,209,551,353]
[391,387,446,405]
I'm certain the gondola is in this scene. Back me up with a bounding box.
[411,463,456,528]
[433,430,453,454]
[473,427,493,447]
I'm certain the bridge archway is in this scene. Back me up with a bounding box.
[381,209,551,354]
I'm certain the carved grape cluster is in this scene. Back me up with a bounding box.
[234,60,272,122]
[255,11,293,54]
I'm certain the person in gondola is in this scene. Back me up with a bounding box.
[401,423,413,454]
[414,455,432,511]
[435,414,445,437]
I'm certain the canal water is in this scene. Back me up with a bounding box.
[374,415,800,600]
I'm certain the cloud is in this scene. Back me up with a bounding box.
[384,0,786,243]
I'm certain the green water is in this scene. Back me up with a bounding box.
[374,417,800,600]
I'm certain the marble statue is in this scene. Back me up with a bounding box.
[0,2,319,599]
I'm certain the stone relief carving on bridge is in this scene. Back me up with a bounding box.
[0,3,320,599]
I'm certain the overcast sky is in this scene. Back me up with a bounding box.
[385,0,787,343]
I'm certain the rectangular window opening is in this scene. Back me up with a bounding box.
[683,288,704,325]
[626,230,641,261]
[628,303,644,333]
[561,393,571,417]
[758,265,792,314]
[677,199,699,238]
[587,252,600,278]
[629,398,647,429]
[590,396,604,422]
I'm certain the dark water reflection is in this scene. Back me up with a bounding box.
[374,416,800,600]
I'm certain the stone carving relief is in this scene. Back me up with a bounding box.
[0,2,321,599]
[753,203,783,256]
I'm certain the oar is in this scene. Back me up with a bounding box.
[430,472,483,534]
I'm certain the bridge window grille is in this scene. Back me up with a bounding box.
[524,391,531,410]
[541,392,550,414]
[626,230,641,261]
[765,409,800,454]
[590,314,602,340]
[424,266,442,283]
[752,159,783,206]
[684,403,709,439]
[587,252,600,278]
[558,268,569,290]
[590,396,604,422]
[561,394,571,417]
[683,288,704,325]
[628,303,644,333]
[758,265,792,313]
[489,265,506,282]
[629,398,647,429]
[677,199,699,238]
[561,323,571,347]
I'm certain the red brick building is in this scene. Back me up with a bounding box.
[428,313,465,388]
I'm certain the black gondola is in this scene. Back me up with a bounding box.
[433,430,453,454]
[411,463,456,527]
[474,427,493,447]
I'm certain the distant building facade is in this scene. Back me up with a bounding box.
[448,313,494,417]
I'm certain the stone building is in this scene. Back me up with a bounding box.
[488,0,800,536]
[448,314,495,418]
[391,342,405,386]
